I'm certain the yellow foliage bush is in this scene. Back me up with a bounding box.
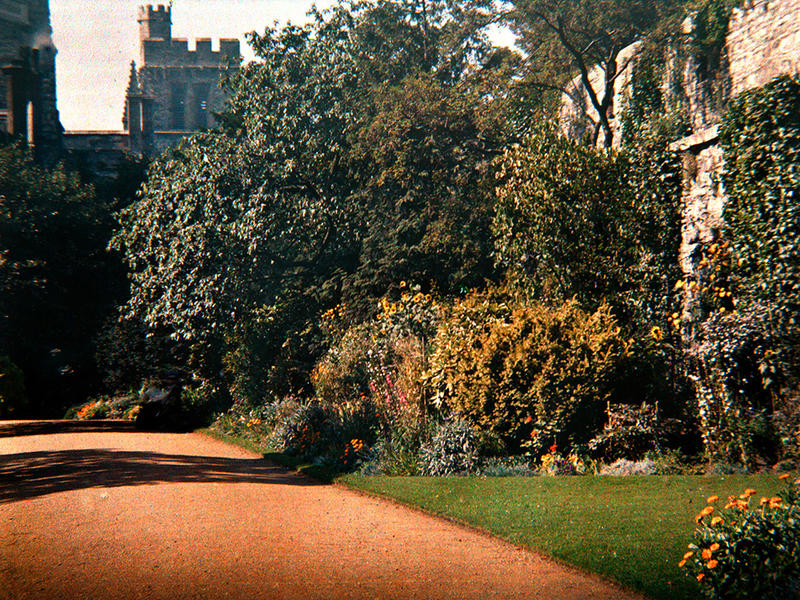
[425,290,631,451]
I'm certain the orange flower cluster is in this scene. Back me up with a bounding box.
[344,438,365,457]
[76,401,101,420]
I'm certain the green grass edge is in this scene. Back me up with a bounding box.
[196,427,337,483]
[197,427,653,598]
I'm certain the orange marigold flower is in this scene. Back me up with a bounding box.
[707,560,718,569]
[697,574,705,582]
[524,416,533,424]
[760,497,770,506]
[779,474,791,480]
[678,560,686,567]
[683,551,694,560]
[709,543,720,552]
[701,506,714,516]
[769,497,782,508]
[711,517,724,526]
[707,495,719,503]
[744,488,757,497]
[701,549,713,560]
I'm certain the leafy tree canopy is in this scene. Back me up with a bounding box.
[0,145,118,414]
[508,0,681,146]
[113,0,513,397]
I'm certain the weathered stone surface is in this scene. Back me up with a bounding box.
[559,0,800,292]
[136,4,239,133]
[676,132,725,275]
[0,0,62,163]
[728,0,800,95]
[674,0,800,286]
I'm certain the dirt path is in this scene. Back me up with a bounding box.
[0,420,646,600]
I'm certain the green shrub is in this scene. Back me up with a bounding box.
[426,290,631,451]
[313,287,439,469]
[588,404,657,461]
[686,304,781,466]
[418,418,481,476]
[211,398,302,449]
[680,476,800,599]
[273,399,379,471]
[493,126,681,327]
[0,356,26,418]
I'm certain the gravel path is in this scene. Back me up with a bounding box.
[0,420,646,600]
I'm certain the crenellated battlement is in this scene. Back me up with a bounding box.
[138,4,170,22]
[141,37,240,67]
[138,4,171,41]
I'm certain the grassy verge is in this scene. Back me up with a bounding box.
[200,428,787,600]
[197,427,337,482]
[338,473,788,600]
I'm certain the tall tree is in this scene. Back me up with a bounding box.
[0,145,119,415]
[509,0,677,147]
[113,0,513,399]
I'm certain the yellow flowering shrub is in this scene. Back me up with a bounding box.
[681,476,800,599]
[425,289,631,452]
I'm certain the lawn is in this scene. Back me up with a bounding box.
[337,473,788,600]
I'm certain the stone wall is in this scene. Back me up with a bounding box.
[674,0,800,292]
[728,0,800,95]
[559,0,800,299]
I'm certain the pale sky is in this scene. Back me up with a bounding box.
[50,1,514,131]
[51,1,336,131]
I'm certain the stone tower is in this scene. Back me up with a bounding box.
[138,3,172,44]
[132,4,240,138]
[0,0,62,162]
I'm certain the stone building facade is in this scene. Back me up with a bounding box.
[63,4,241,176]
[0,0,62,163]
[133,4,239,135]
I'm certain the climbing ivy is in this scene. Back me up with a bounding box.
[719,75,800,381]
[689,0,738,75]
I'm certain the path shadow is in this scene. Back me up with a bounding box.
[0,448,320,504]
[0,420,137,438]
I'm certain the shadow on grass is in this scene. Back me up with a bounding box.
[262,452,337,484]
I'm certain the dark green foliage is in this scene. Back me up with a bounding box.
[114,0,511,400]
[274,399,379,471]
[0,145,120,415]
[687,305,782,466]
[493,127,682,328]
[0,355,26,418]
[689,0,738,75]
[343,74,503,313]
[588,404,657,461]
[719,75,800,383]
